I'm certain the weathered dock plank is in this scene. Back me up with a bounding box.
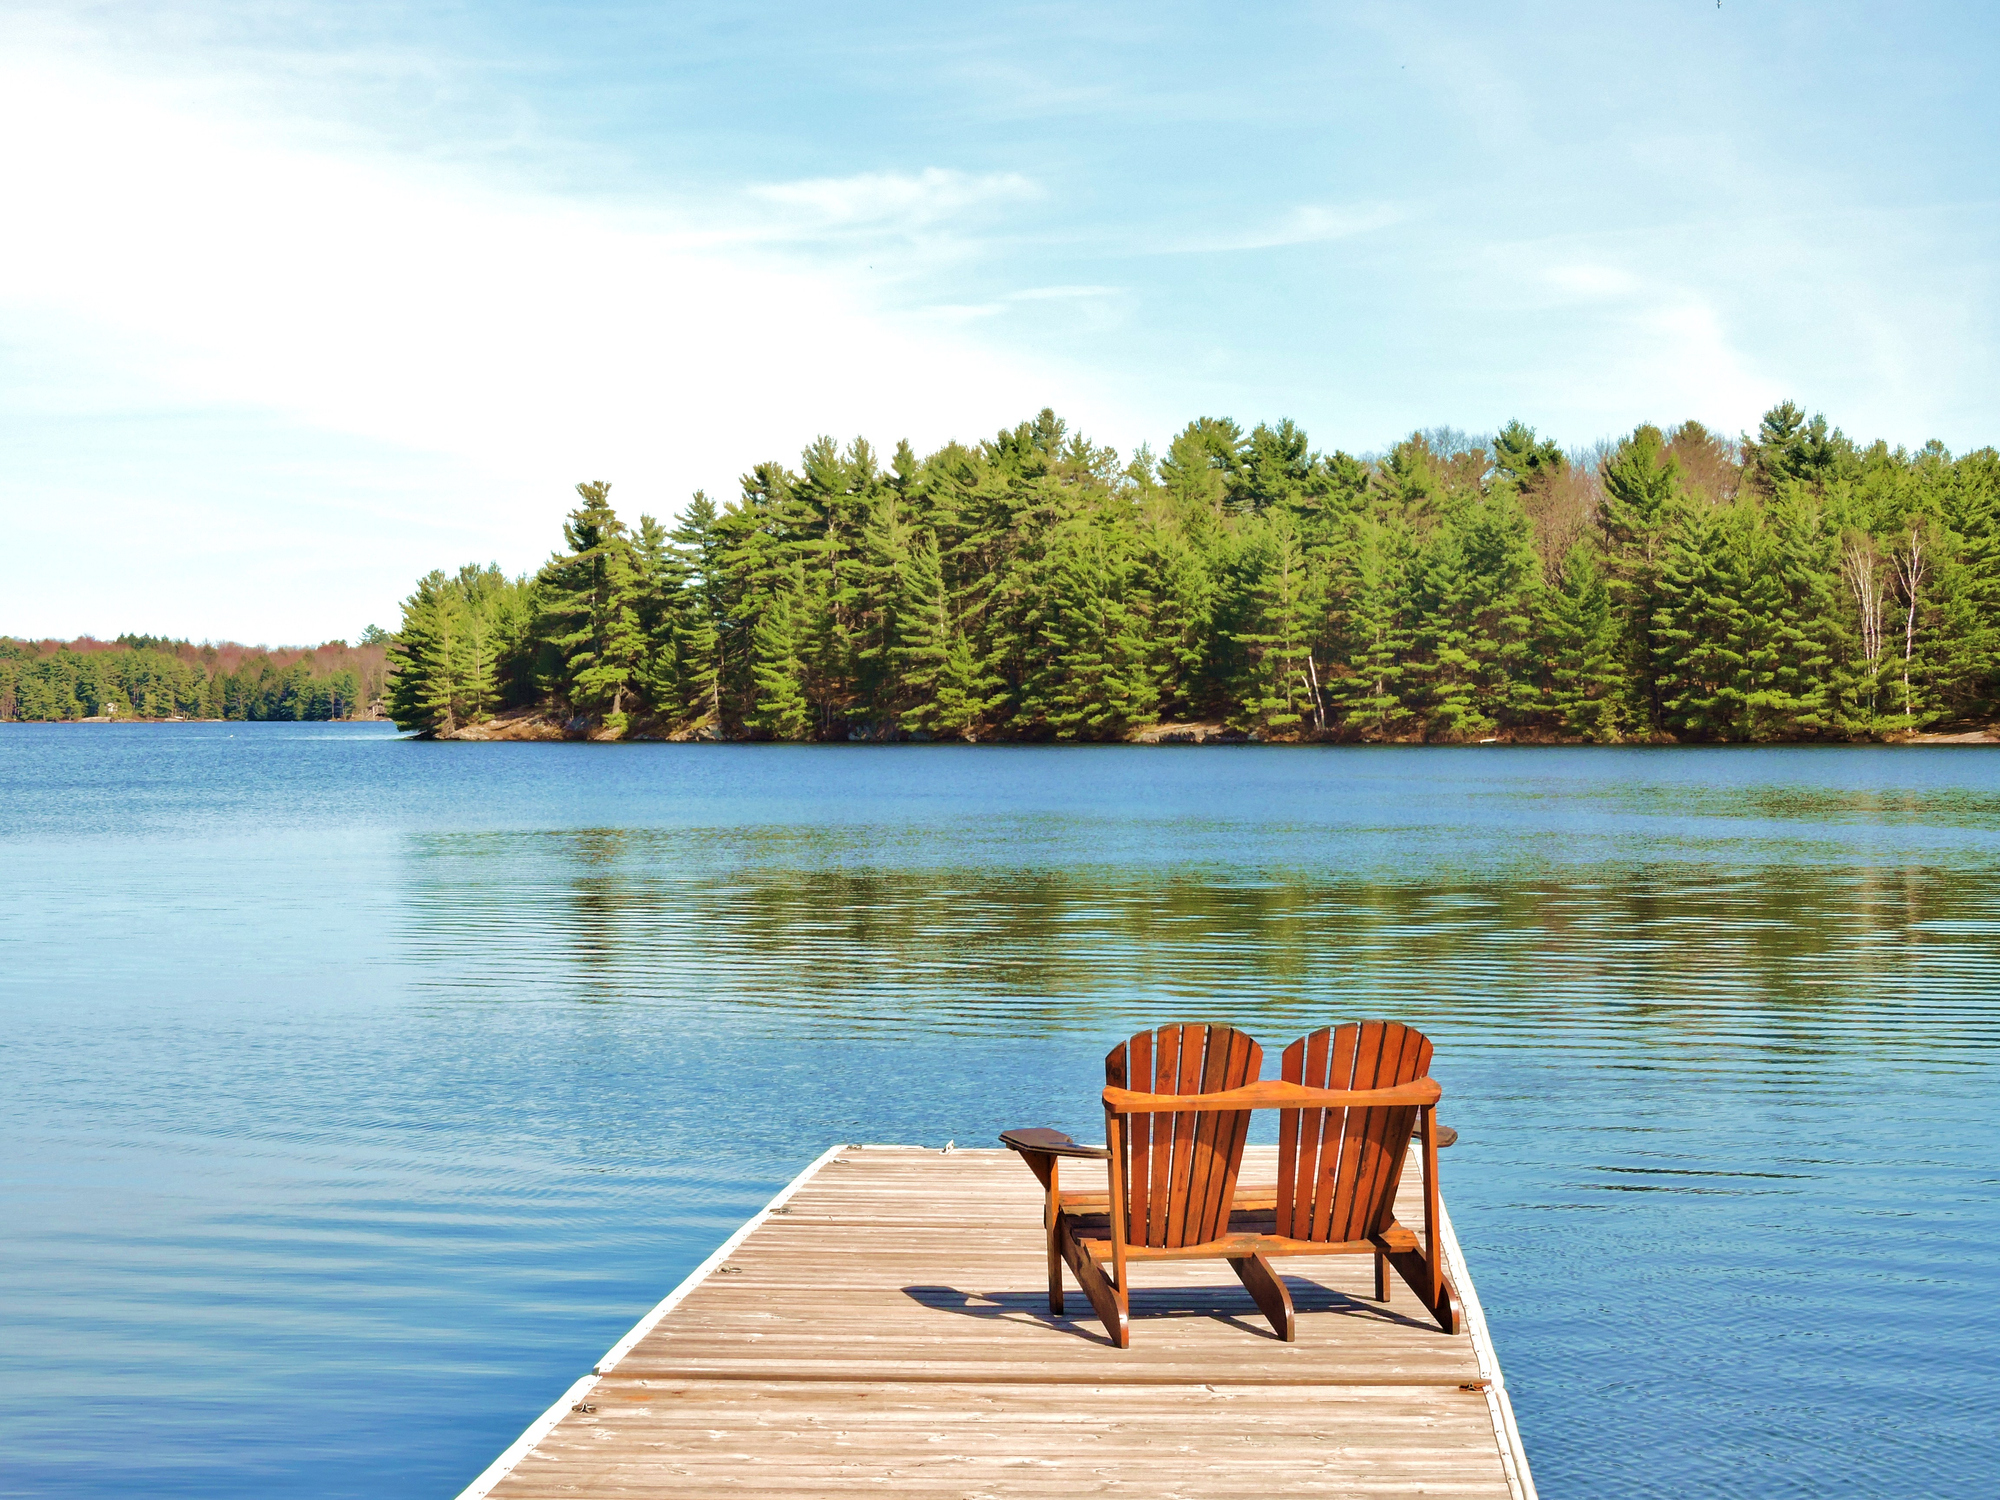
[463,1145,1536,1500]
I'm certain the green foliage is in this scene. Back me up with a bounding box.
[382,564,535,734]
[1491,420,1565,489]
[1,637,377,723]
[1542,546,1625,741]
[363,400,2000,744]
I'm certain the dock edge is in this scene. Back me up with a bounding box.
[453,1140,850,1500]
[1437,1195,1540,1500]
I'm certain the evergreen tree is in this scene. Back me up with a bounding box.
[670,492,729,730]
[747,563,813,739]
[1491,420,1564,490]
[1745,491,1837,737]
[892,533,990,739]
[1229,509,1322,732]
[1134,512,1218,719]
[1326,510,1414,737]
[385,570,463,734]
[539,481,646,723]
[1542,545,1625,740]
[1034,522,1158,740]
[1652,502,1745,739]
[1599,425,1684,732]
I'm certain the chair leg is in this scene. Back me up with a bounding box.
[1058,1217,1130,1347]
[1382,1245,1460,1335]
[1375,1250,1391,1302]
[1228,1253,1297,1342]
[1047,1218,1064,1315]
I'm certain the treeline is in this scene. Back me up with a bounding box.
[383,402,2000,742]
[0,635,390,722]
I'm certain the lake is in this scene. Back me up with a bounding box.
[1,724,1995,1498]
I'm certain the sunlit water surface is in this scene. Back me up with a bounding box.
[2,725,1996,1498]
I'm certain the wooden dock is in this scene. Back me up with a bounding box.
[460,1144,1536,1499]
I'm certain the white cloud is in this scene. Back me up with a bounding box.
[1544,263,1644,300]
[747,167,1039,230]
[1499,248,1779,435]
[0,49,1134,637]
[1172,201,1404,254]
[1008,285,1122,301]
[0,67,1046,471]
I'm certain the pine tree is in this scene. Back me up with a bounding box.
[747,564,813,739]
[1035,522,1159,740]
[853,495,921,731]
[1133,514,1216,720]
[1407,521,1494,741]
[1326,510,1414,737]
[891,531,993,739]
[385,570,463,734]
[1490,420,1564,491]
[669,492,728,731]
[631,513,691,719]
[1746,492,1837,737]
[539,481,646,727]
[1652,502,1742,738]
[1229,509,1322,732]
[366,404,2000,750]
[1542,545,1626,740]
[1598,425,1684,732]
[446,598,499,724]
[1459,491,1545,727]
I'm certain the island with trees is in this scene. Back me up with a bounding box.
[331,402,2000,742]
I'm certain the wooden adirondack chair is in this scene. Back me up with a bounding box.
[1001,1020,1458,1347]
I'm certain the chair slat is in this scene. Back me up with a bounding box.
[1200,1028,1257,1243]
[1308,1023,1358,1242]
[1149,1025,1182,1244]
[1108,1023,1260,1251]
[1113,1032,1149,1257]
[1162,1025,1203,1246]
[1334,1021,1431,1242]
[1183,1027,1232,1245]
[1275,1035,1303,1239]
[1329,1021,1391,1242]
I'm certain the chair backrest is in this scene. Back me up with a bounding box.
[1105,1023,1262,1249]
[1276,1021,1434,1243]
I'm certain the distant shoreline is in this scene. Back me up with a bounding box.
[2,714,387,727]
[423,707,2000,747]
[7,711,1992,745]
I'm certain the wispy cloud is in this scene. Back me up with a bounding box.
[1171,202,1405,254]
[0,78,1069,469]
[1543,263,1644,300]
[1482,239,1779,433]
[1008,284,1121,301]
[748,167,1039,231]
[0,49,1126,639]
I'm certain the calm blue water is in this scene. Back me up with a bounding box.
[2,725,1996,1498]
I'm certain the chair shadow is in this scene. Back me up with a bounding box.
[900,1275,1441,1345]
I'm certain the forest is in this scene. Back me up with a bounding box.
[381,399,2000,743]
[0,636,388,722]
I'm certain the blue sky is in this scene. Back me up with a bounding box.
[4,1,1996,642]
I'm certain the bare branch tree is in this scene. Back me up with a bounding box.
[1891,526,1927,720]
[1523,446,1609,584]
[1840,534,1885,715]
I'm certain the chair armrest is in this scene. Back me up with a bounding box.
[1413,1122,1458,1148]
[1000,1127,1111,1159]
